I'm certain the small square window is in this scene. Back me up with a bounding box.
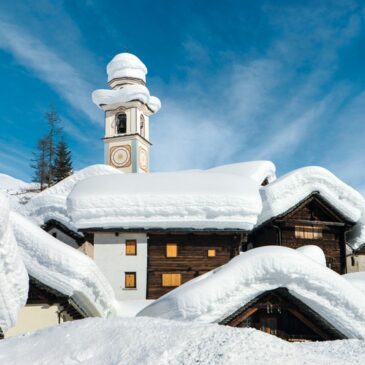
[126,240,137,255]
[162,273,181,287]
[208,249,216,257]
[166,243,178,258]
[125,272,136,289]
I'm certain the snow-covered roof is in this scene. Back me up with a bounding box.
[1,317,365,365]
[138,245,365,339]
[256,166,365,227]
[26,164,122,231]
[343,272,365,295]
[10,211,117,319]
[0,193,28,332]
[107,53,147,82]
[0,192,118,331]
[67,172,262,231]
[205,161,276,185]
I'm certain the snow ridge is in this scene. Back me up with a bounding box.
[138,246,365,339]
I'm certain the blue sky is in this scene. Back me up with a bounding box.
[0,0,364,193]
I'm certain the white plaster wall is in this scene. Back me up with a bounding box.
[93,232,148,300]
[4,304,66,338]
[47,227,79,249]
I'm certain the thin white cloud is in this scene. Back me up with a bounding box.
[0,20,101,125]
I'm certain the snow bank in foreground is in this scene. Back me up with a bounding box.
[139,246,365,339]
[0,317,364,365]
[10,212,117,318]
[67,172,262,230]
[296,245,326,266]
[0,193,28,331]
[343,272,365,295]
[26,164,122,230]
[206,161,276,185]
[257,166,365,227]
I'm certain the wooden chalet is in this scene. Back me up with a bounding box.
[220,287,346,341]
[248,193,355,274]
[147,231,243,298]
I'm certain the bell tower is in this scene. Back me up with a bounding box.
[92,53,161,173]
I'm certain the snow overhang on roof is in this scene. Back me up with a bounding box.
[256,166,365,228]
[138,245,365,339]
[67,172,262,231]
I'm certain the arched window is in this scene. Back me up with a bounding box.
[116,113,127,134]
[140,114,145,138]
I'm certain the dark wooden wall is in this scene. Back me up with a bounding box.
[147,233,242,299]
[248,196,349,274]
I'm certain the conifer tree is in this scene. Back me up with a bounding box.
[53,139,73,183]
[31,137,49,191]
[44,107,62,185]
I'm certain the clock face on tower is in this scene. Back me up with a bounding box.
[110,145,131,168]
[138,147,148,172]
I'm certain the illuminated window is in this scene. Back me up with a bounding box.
[207,249,216,257]
[166,243,178,258]
[162,273,181,287]
[125,272,136,288]
[126,240,137,255]
[295,225,322,239]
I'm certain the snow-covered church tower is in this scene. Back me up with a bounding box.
[92,53,161,173]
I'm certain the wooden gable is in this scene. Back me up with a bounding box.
[276,193,350,225]
[220,288,346,341]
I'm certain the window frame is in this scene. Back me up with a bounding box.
[295,225,323,240]
[162,273,182,287]
[207,249,216,257]
[125,272,137,289]
[125,239,137,256]
[166,243,178,258]
[116,113,127,134]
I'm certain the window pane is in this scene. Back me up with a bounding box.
[125,272,136,288]
[126,240,137,255]
[295,225,322,239]
[166,243,178,257]
[208,249,216,257]
[162,273,181,287]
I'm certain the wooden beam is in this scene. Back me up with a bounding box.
[287,308,332,340]
[228,307,258,327]
[277,219,345,227]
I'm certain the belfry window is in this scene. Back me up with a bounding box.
[140,114,145,138]
[116,113,127,134]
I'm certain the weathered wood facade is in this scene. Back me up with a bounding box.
[248,194,354,274]
[147,232,242,299]
[221,288,346,341]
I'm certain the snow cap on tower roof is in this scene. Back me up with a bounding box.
[107,53,147,82]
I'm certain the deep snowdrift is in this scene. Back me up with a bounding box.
[26,164,122,230]
[139,246,365,339]
[206,160,276,185]
[257,166,365,227]
[67,172,262,230]
[10,211,117,318]
[343,272,365,295]
[0,317,364,365]
[0,193,28,331]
